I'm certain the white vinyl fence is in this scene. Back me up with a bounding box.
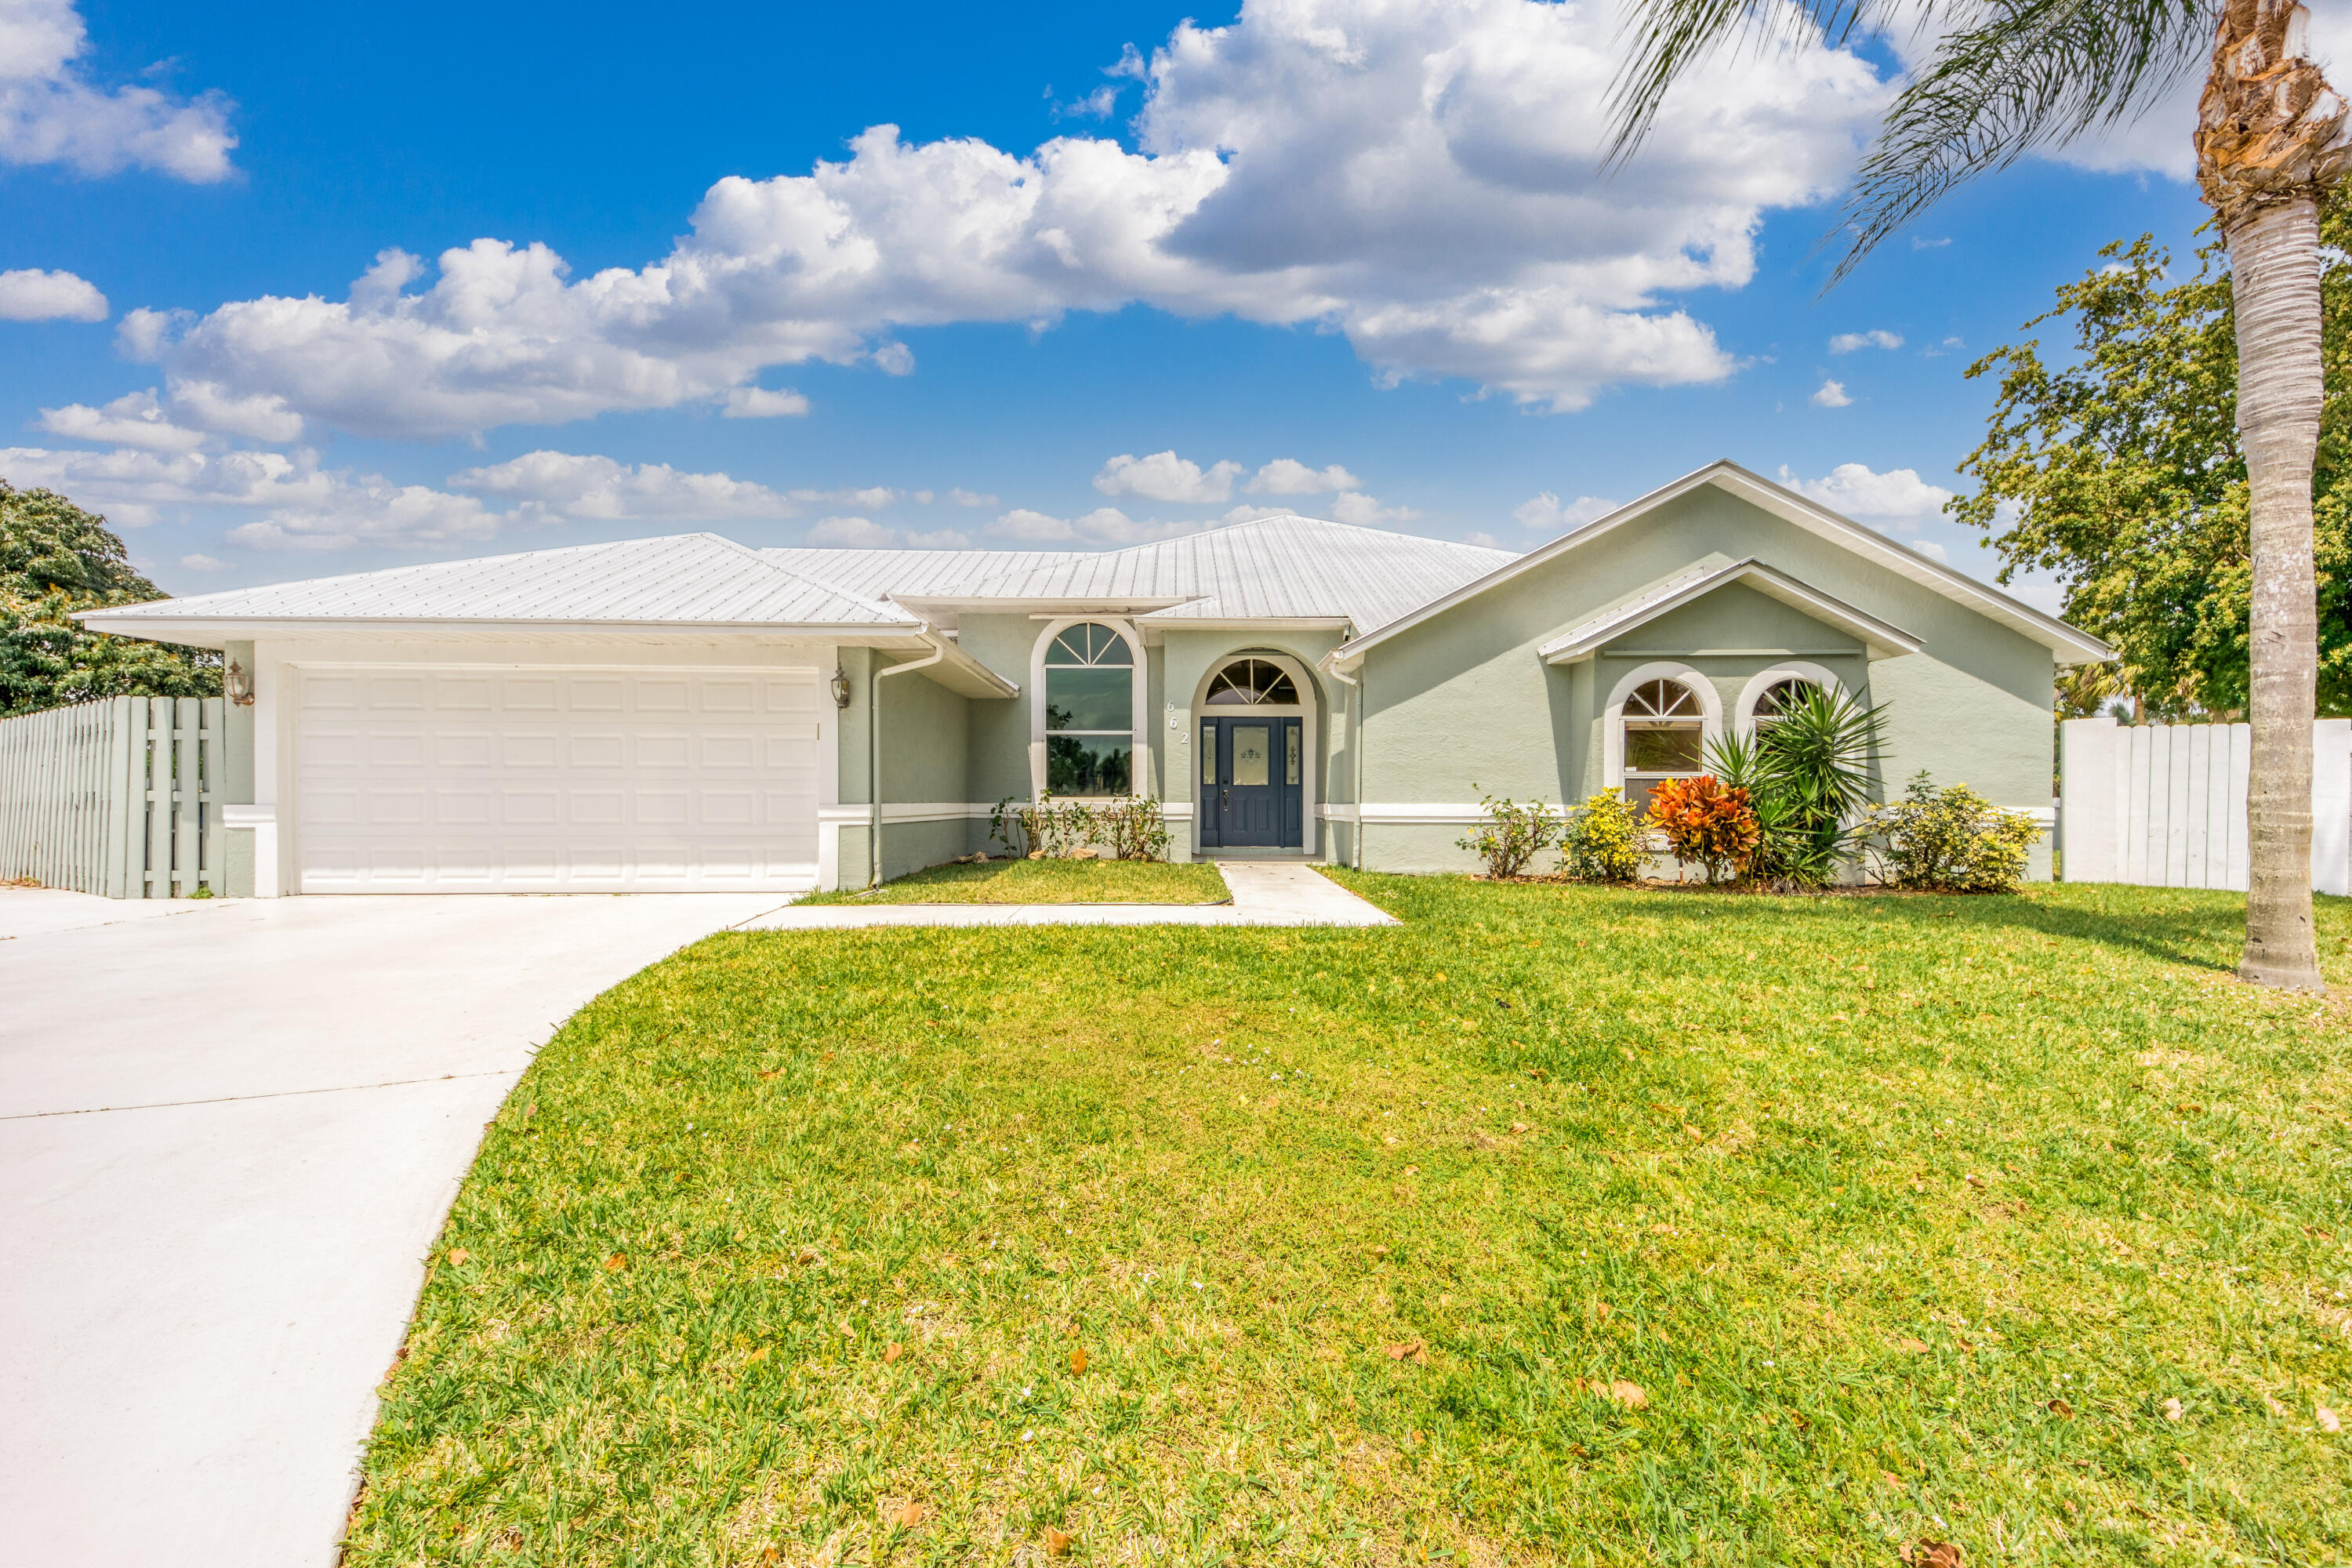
[2060,716,2352,895]
[0,695,227,898]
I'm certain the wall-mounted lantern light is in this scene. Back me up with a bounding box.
[224,658,256,707]
[830,666,852,710]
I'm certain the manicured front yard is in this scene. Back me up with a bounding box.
[349,880,2350,1566]
[793,857,1231,906]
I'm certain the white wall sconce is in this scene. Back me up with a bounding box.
[224,658,256,707]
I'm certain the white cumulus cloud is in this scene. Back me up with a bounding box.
[949,487,998,507]
[0,0,235,182]
[0,266,107,321]
[1247,458,1362,495]
[1810,379,1853,408]
[1828,328,1900,353]
[723,385,811,418]
[1329,492,1421,528]
[989,505,1207,545]
[1780,462,1954,525]
[445,450,797,521]
[804,516,971,549]
[36,387,203,450]
[125,0,1888,439]
[1512,490,1617,532]
[1094,450,1243,503]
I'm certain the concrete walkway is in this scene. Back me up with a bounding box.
[0,890,789,1568]
[736,859,1398,930]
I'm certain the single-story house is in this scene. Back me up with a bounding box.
[81,459,2114,895]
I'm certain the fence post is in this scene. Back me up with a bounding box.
[201,696,224,894]
[2316,718,2351,898]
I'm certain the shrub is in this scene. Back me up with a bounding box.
[989,793,1100,858]
[1644,775,1760,886]
[1860,772,2043,892]
[1707,688,1887,889]
[1094,796,1172,861]
[1456,791,1561,879]
[1559,788,1645,883]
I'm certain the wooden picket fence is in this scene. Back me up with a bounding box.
[0,696,226,898]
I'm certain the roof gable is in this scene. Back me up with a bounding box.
[1327,460,2115,668]
[1538,558,1925,663]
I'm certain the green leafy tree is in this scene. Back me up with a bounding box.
[1951,226,2352,720]
[1,480,219,717]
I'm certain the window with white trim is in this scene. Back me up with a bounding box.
[1044,622,1134,795]
[1621,677,1705,817]
[1751,676,1821,725]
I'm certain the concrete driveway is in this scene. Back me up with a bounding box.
[0,890,787,1568]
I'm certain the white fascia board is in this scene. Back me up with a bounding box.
[920,637,1021,699]
[1327,459,2116,670]
[71,614,928,649]
[1132,616,1353,632]
[1537,558,1924,664]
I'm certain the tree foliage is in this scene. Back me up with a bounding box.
[1951,216,2352,717]
[1,480,218,717]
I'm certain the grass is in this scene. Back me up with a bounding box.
[793,857,1231,906]
[348,879,2352,1566]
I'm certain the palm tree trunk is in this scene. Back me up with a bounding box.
[2227,200,2325,987]
[2197,0,2345,990]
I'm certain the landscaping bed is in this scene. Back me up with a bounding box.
[793,856,1231,906]
[347,880,2350,1566]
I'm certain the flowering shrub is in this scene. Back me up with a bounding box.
[1644,775,1761,886]
[1860,772,2042,892]
[990,793,1169,860]
[1559,788,1645,883]
[1455,791,1561,878]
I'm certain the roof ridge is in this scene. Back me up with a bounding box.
[694,532,915,623]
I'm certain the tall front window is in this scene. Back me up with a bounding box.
[1044,622,1133,795]
[1622,677,1704,817]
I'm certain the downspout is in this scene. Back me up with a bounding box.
[868,630,952,888]
[1329,660,1366,869]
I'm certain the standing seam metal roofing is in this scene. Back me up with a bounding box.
[78,533,917,626]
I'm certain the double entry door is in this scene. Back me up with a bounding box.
[1198,716,1303,848]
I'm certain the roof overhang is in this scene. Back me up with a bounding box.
[889,596,1197,616]
[70,611,1020,699]
[1323,459,2116,671]
[1537,558,1924,664]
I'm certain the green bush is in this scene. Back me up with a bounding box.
[1860,772,2043,892]
[1708,687,1887,888]
[990,793,1169,860]
[1456,790,1560,878]
[1559,788,1645,883]
[1094,796,1172,862]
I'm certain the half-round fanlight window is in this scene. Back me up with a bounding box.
[1205,658,1299,706]
[1753,677,1821,723]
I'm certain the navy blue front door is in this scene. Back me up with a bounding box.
[1200,717,1301,848]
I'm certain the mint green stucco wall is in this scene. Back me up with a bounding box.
[1356,487,2057,875]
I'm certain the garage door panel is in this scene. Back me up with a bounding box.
[296,665,825,892]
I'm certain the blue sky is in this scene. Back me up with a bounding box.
[0,0,2246,609]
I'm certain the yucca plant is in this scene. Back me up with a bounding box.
[1708,688,1888,887]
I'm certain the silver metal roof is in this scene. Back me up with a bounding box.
[888,516,1519,631]
[757,547,1091,601]
[82,533,916,629]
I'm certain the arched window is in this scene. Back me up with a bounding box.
[1622,677,1705,817]
[1204,658,1299,706]
[1044,622,1134,795]
[1752,677,1820,724]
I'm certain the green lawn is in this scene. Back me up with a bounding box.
[793,856,1231,906]
[348,880,2351,1566]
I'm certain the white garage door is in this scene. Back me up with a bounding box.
[295,666,823,893]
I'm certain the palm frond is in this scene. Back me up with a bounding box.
[1828,0,2213,281]
[1606,0,1927,165]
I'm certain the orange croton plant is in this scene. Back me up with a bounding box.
[1645,775,1762,886]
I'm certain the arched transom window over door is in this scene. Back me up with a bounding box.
[1205,658,1299,706]
[1044,622,1134,795]
[1621,677,1706,817]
